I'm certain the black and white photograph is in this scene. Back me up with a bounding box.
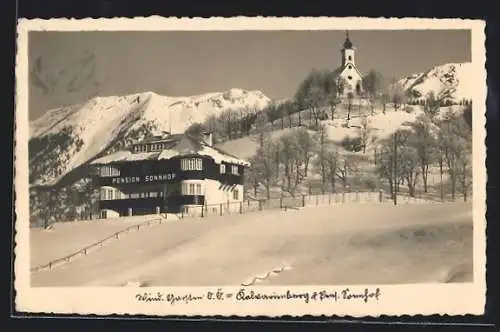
[14,17,486,316]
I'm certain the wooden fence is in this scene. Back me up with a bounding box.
[177,190,441,219]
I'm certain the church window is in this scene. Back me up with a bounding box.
[348,65,352,69]
[348,76,353,80]
[348,55,352,61]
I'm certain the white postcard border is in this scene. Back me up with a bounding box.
[14,16,487,317]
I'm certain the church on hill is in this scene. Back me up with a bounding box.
[333,31,364,98]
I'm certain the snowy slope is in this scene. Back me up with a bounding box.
[29,88,270,186]
[396,62,473,103]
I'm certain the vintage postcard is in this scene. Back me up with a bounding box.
[15,17,486,317]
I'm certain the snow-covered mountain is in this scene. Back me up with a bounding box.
[396,62,473,103]
[29,88,271,186]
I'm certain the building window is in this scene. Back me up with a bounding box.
[189,183,195,195]
[220,164,226,174]
[182,183,189,195]
[150,192,158,198]
[196,184,202,195]
[181,158,203,171]
[231,165,239,175]
[233,189,239,200]
[100,166,120,177]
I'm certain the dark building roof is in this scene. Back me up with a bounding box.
[90,133,250,167]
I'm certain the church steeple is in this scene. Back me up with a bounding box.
[343,30,353,49]
[340,31,356,68]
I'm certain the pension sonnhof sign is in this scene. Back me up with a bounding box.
[111,173,177,185]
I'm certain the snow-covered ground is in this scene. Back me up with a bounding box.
[31,202,472,287]
[30,215,164,268]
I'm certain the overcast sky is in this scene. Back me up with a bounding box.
[28,29,471,121]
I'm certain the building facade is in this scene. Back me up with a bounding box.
[90,132,249,218]
[335,31,364,98]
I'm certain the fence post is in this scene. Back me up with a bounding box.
[379,190,383,203]
[302,194,306,207]
[201,205,204,218]
[239,202,243,214]
[280,197,283,209]
[220,204,223,216]
[259,200,263,211]
[316,195,319,206]
[329,193,332,205]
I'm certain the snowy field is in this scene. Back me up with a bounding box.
[30,215,165,268]
[31,202,473,287]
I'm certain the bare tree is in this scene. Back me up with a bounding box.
[336,154,361,192]
[389,82,407,112]
[247,135,278,200]
[438,110,472,201]
[357,116,373,154]
[362,70,387,116]
[407,114,438,193]
[424,91,441,118]
[346,93,354,127]
[313,124,332,194]
[278,132,300,196]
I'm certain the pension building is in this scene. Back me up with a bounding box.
[90,132,250,218]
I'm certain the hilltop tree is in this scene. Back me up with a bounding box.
[279,99,297,128]
[184,122,206,138]
[295,68,337,129]
[362,70,387,114]
[388,80,407,112]
[423,91,441,118]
